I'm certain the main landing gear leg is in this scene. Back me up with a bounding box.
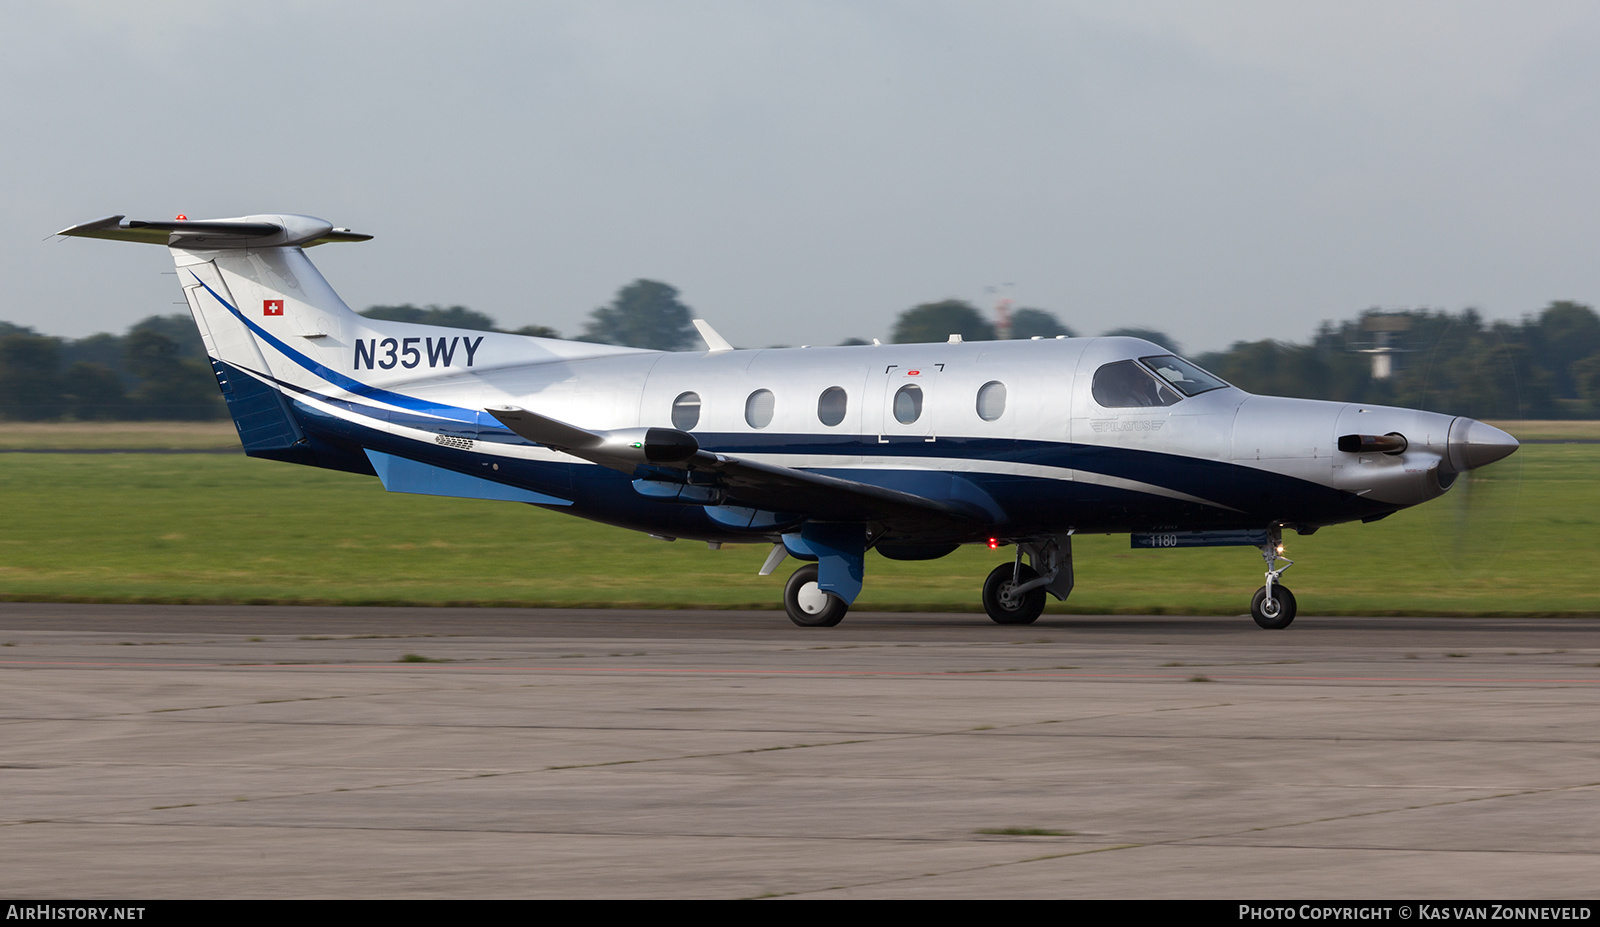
[784,564,847,627]
[1250,527,1297,629]
[779,524,865,628]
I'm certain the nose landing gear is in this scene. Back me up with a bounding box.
[1250,529,1296,629]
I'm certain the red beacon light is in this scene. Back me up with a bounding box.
[174,214,187,221]
[988,537,999,550]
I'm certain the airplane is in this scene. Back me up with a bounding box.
[57,213,1520,629]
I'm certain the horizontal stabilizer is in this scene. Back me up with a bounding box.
[57,214,372,248]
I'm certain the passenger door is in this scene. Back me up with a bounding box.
[871,361,941,444]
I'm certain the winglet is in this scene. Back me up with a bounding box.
[692,319,735,354]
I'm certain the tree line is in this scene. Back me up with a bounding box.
[1191,302,1600,420]
[0,316,223,421]
[3,281,1598,420]
[888,298,1600,419]
[569,286,1600,418]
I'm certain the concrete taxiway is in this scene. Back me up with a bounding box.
[1,603,1597,898]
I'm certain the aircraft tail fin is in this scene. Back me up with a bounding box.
[59,214,375,456]
[59,213,653,459]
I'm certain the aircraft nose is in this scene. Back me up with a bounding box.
[1446,417,1519,472]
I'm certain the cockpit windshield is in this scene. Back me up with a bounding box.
[1138,355,1229,397]
[1092,355,1232,409]
[1092,360,1183,408]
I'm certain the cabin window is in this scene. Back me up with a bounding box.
[976,381,1006,421]
[671,391,701,430]
[1091,361,1182,408]
[817,386,847,427]
[1138,355,1229,397]
[893,384,923,424]
[744,389,775,429]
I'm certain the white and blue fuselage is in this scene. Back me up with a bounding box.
[58,213,1519,628]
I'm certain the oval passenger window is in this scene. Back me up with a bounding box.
[817,386,847,427]
[671,391,701,430]
[893,384,923,424]
[976,381,1006,422]
[745,389,775,429]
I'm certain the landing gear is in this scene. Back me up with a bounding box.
[983,563,1046,624]
[981,534,1073,625]
[784,564,847,627]
[1250,528,1297,629]
[1250,584,1297,629]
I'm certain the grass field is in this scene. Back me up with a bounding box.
[1,422,1593,615]
[1485,420,1600,441]
[0,421,242,450]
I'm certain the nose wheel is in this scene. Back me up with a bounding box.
[1250,583,1296,629]
[1250,529,1297,629]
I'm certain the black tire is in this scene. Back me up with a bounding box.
[1250,584,1297,629]
[784,564,848,627]
[983,562,1047,625]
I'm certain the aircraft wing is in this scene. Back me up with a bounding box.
[486,406,979,529]
[694,450,975,525]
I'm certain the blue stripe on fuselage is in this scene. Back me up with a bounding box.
[190,273,480,424]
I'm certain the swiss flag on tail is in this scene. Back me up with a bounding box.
[263,299,284,316]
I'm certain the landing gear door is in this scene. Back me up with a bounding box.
[873,362,940,444]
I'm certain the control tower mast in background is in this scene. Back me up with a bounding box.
[986,283,1015,340]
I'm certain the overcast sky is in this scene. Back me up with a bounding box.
[7,1,1600,353]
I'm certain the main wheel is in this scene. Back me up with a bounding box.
[983,562,1047,625]
[784,564,848,627]
[1250,584,1297,629]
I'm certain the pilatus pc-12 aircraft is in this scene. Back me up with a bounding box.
[59,213,1520,629]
